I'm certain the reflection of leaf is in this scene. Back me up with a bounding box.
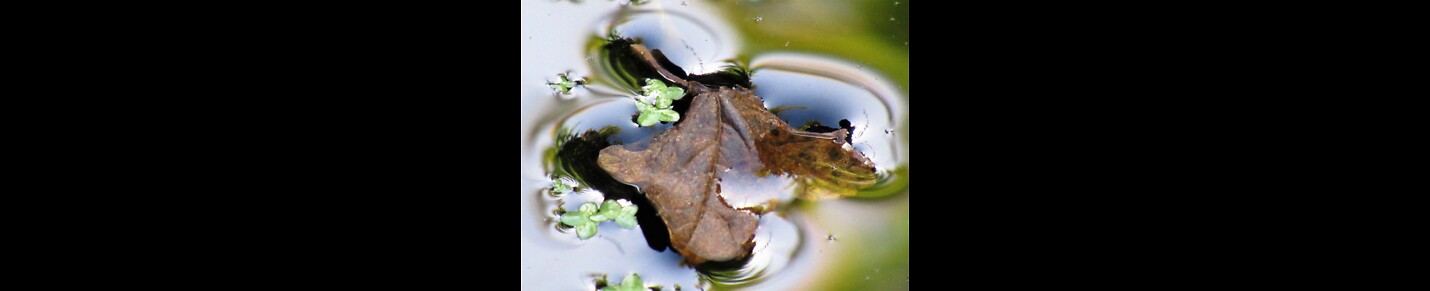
[599,45,876,265]
[768,105,809,116]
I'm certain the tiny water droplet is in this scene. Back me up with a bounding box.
[754,16,763,23]
[865,276,870,280]
[904,41,909,46]
[889,17,895,21]
[827,234,837,241]
[895,1,901,5]
[784,41,789,47]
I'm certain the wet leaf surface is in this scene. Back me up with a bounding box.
[599,44,876,264]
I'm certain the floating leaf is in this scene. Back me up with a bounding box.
[636,111,662,127]
[551,176,578,194]
[602,273,643,291]
[619,203,638,218]
[653,95,673,108]
[631,78,685,127]
[613,200,639,229]
[560,211,590,227]
[634,100,655,112]
[552,181,572,194]
[658,86,685,102]
[599,200,622,218]
[599,44,876,264]
[653,109,679,122]
[641,78,666,93]
[548,73,584,95]
[558,200,639,240]
[576,221,597,239]
[615,214,638,229]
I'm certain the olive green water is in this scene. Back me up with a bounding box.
[520,1,909,290]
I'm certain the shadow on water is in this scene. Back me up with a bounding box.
[553,127,671,252]
[595,37,751,126]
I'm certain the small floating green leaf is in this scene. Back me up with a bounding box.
[631,78,684,127]
[602,273,644,291]
[560,211,590,227]
[619,203,638,217]
[558,199,639,239]
[641,78,666,91]
[613,200,639,229]
[575,221,597,239]
[634,100,655,112]
[548,73,584,95]
[552,182,572,194]
[653,109,679,122]
[658,87,686,102]
[653,95,673,108]
[637,110,662,127]
[599,200,622,218]
[615,213,638,229]
[551,176,578,194]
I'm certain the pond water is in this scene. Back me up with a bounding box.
[521,1,909,290]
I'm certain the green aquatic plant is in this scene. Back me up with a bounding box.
[550,176,578,195]
[559,199,639,239]
[633,78,684,127]
[549,73,585,95]
[602,273,644,291]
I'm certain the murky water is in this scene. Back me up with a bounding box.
[522,1,908,290]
